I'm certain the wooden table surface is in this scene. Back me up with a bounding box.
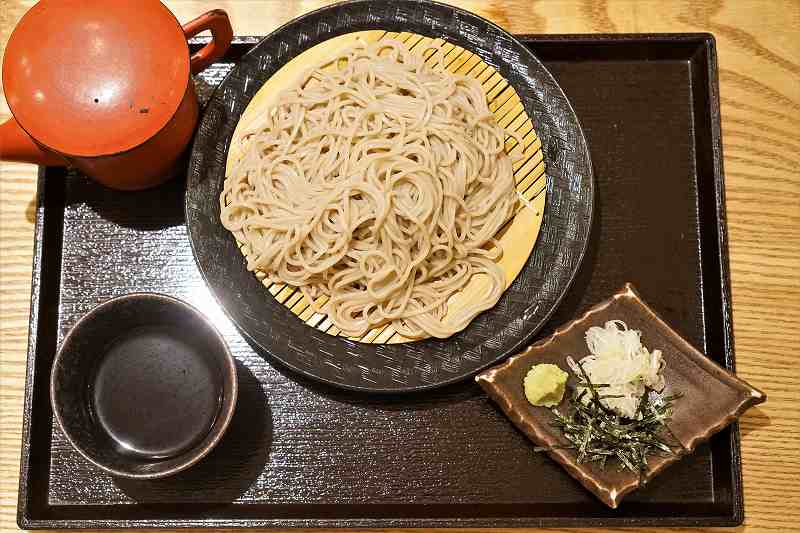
[1,1,798,532]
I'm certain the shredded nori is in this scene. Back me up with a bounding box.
[534,361,684,482]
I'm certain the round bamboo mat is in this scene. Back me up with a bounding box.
[225,30,547,344]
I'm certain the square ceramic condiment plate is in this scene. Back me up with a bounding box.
[476,283,766,508]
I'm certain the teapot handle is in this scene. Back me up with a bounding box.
[182,10,234,75]
[0,118,65,166]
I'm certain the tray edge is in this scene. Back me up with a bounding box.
[17,32,746,529]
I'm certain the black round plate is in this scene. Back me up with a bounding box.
[185,0,593,393]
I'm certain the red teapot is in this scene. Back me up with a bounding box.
[0,0,232,190]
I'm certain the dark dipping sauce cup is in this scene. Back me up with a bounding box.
[50,293,237,479]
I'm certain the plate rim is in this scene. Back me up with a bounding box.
[185,0,595,393]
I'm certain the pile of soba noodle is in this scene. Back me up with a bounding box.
[221,38,522,339]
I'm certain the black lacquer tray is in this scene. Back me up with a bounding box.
[18,34,745,528]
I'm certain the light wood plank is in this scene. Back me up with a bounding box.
[1,1,798,532]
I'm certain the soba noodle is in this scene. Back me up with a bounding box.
[220,38,522,339]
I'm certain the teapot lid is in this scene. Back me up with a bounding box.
[2,0,190,157]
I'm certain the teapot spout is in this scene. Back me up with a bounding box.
[0,118,66,166]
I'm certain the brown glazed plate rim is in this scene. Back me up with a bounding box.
[49,293,239,480]
[476,283,766,508]
[185,0,594,393]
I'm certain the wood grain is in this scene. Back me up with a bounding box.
[1,1,798,532]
